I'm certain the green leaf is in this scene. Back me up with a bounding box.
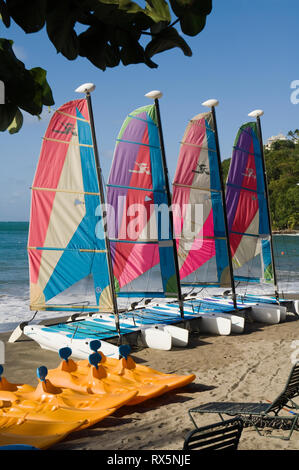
[145,0,171,23]
[0,38,54,130]
[169,0,212,36]
[169,0,212,17]
[145,26,192,58]
[93,1,153,30]
[7,107,23,134]
[6,0,46,33]
[118,31,157,68]
[0,0,10,27]
[29,67,54,107]
[46,2,79,60]
[0,103,17,131]
[78,25,108,70]
[180,12,207,36]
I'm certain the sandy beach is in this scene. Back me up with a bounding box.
[1,300,299,452]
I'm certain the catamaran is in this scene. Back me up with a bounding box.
[217,109,298,317]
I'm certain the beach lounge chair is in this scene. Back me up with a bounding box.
[183,417,243,450]
[188,362,299,441]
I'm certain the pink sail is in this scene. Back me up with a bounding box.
[173,111,231,287]
[28,99,113,311]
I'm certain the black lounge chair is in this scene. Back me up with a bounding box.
[183,417,243,450]
[188,361,299,441]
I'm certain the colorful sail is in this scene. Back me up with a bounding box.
[107,104,178,298]
[172,111,231,287]
[226,122,273,283]
[28,99,113,312]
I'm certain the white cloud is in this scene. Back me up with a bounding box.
[12,44,27,62]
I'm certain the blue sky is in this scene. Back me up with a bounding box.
[1,0,299,221]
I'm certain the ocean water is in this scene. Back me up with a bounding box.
[0,221,298,333]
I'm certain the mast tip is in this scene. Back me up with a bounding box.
[248,109,264,118]
[202,99,219,108]
[75,83,96,94]
[145,90,163,100]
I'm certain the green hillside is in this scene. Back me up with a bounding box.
[222,139,299,231]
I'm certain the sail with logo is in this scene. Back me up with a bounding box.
[224,115,299,315]
[225,121,274,285]
[106,103,179,300]
[172,109,232,289]
[27,97,114,313]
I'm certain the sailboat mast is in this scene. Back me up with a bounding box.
[203,100,237,310]
[75,83,120,334]
[248,110,279,301]
[145,91,184,319]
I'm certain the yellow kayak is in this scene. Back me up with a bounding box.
[0,415,83,450]
[47,353,167,406]
[0,366,136,428]
[48,345,195,404]
[79,347,196,393]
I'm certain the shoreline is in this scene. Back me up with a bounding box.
[272,230,299,235]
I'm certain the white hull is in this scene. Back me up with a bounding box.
[23,324,121,359]
[241,294,299,316]
[216,313,245,334]
[198,313,232,336]
[76,314,188,349]
[200,297,285,324]
[140,327,172,350]
[89,314,189,351]
[249,306,281,324]
[147,304,237,335]
[247,303,286,322]
[161,325,189,347]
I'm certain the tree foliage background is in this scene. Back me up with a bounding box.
[0,0,212,134]
[222,137,299,231]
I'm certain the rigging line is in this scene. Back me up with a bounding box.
[127,114,156,126]
[232,145,262,158]
[116,138,160,150]
[178,142,217,153]
[172,182,221,193]
[43,137,93,148]
[55,110,89,123]
[30,186,101,196]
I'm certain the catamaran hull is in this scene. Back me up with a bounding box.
[72,314,188,350]
[148,305,232,336]
[148,304,242,335]
[140,327,172,350]
[240,294,299,316]
[94,313,189,349]
[198,314,232,336]
[23,324,121,359]
[249,306,281,324]
[198,297,285,324]
[216,314,245,334]
[161,325,189,347]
